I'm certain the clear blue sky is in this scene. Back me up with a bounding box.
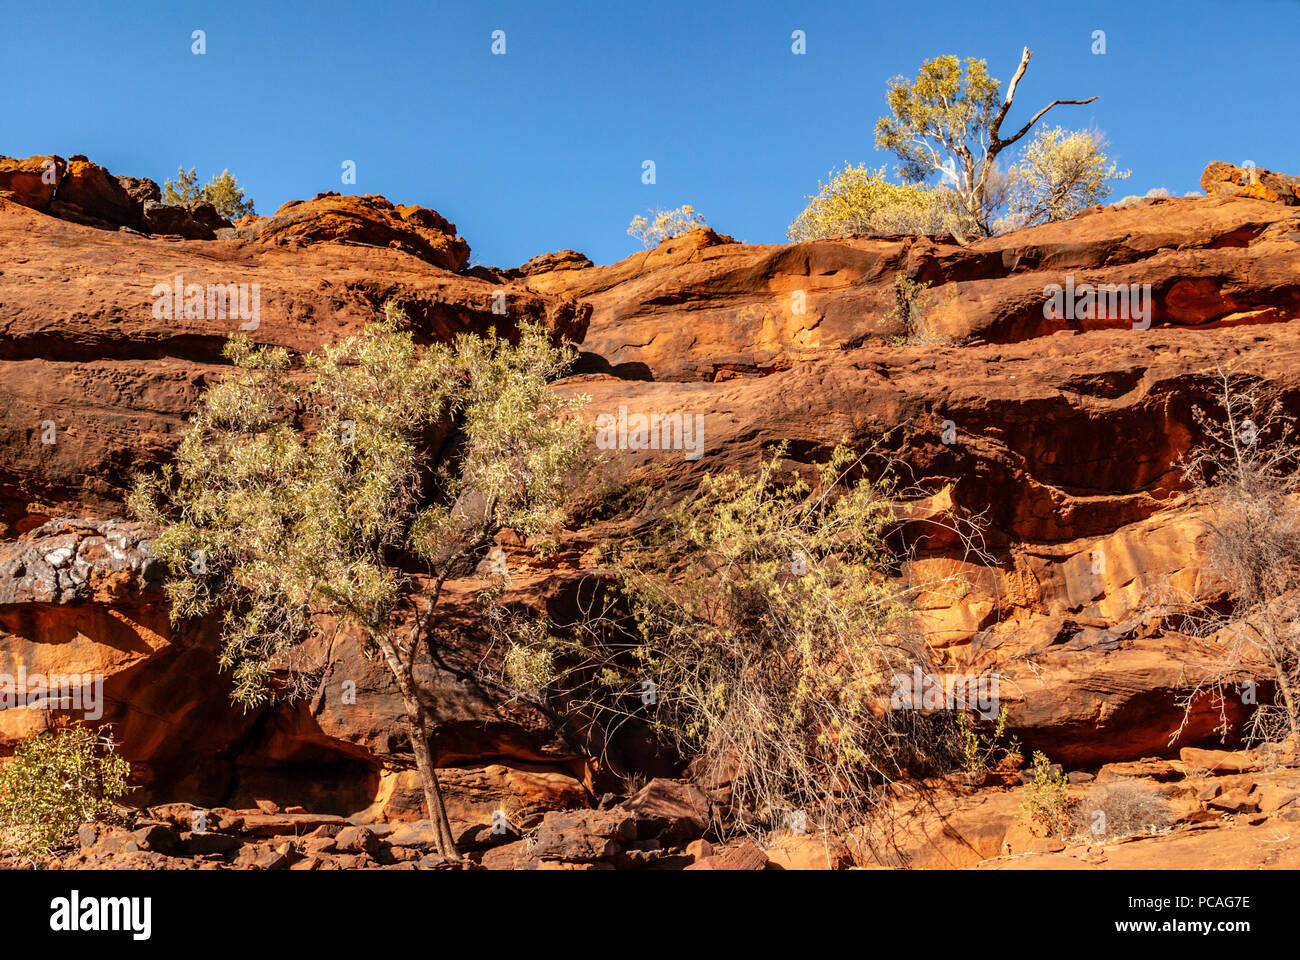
[2,0,1296,266]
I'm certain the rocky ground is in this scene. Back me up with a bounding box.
[2,153,1299,869]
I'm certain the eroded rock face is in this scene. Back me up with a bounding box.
[528,192,1300,380]
[0,518,598,813]
[0,196,589,534]
[231,192,471,272]
[4,154,1300,859]
[0,154,228,236]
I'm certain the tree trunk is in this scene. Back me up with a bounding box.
[372,631,460,858]
[403,695,460,858]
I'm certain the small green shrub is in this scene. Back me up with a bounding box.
[886,272,933,342]
[957,706,1021,775]
[0,726,130,858]
[1020,750,1071,838]
[627,205,707,247]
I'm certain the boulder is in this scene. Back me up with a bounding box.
[0,154,63,210]
[1201,161,1298,205]
[620,778,710,845]
[246,192,470,272]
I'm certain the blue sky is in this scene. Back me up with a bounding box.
[2,0,1297,266]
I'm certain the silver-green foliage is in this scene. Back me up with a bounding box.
[0,726,130,858]
[130,304,590,710]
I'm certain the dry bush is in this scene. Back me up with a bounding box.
[491,440,989,859]
[1151,365,1300,748]
[1071,780,1173,842]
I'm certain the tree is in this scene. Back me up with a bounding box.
[130,304,590,858]
[627,205,707,247]
[163,166,256,219]
[201,169,256,219]
[162,166,202,206]
[1004,126,1129,228]
[875,47,1097,237]
[787,164,954,241]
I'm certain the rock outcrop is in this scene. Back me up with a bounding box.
[3,156,1300,868]
[526,178,1300,380]
[0,154,230,238]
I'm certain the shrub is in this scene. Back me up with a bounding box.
[505,442,984,854]
[1020,750,1071,838]
[957,706,1021,775]
[787,164,952,240]
[1117,187,1171,207]
[1154,366,1300,746]
[1072,780,1172,841]
[886,272,933,341]
[162,166,202,206]
[0,725,130,859]
[1005,126,1129,228]
[627,205,707,247]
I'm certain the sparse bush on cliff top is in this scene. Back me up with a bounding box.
[1004,126,1129,228]
[628,204,707,247]
[130,303,590,859]
[786,164,954,240]
[498,441,986,856]
[0,725,130,859]
[163,166,256,219]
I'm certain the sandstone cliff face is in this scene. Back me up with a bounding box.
[527,197,1300,380]
[1,156,1298,861]
[0,194,589,535]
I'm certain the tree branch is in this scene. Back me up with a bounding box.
[996,96,1098,151]
[988,46,1097,154]
[989,46,1033,144]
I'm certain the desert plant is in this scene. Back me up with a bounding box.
[1158,366,1300,747]
[875,47,1098,237]
[627,205,707,247]
[886,272,933,342]
[1117,187,1172,207]
[163,166,256,219]
[787,164,955,240]
[200,169,256,219]
[501,441,986,855]
[1072,780,1172,841]
[957,706,1021,775]
[1020,750,1071,838]
[1004,126,1129,228]
[130,303,590,858]
[162,166,202,206]
[0,725,130,859]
